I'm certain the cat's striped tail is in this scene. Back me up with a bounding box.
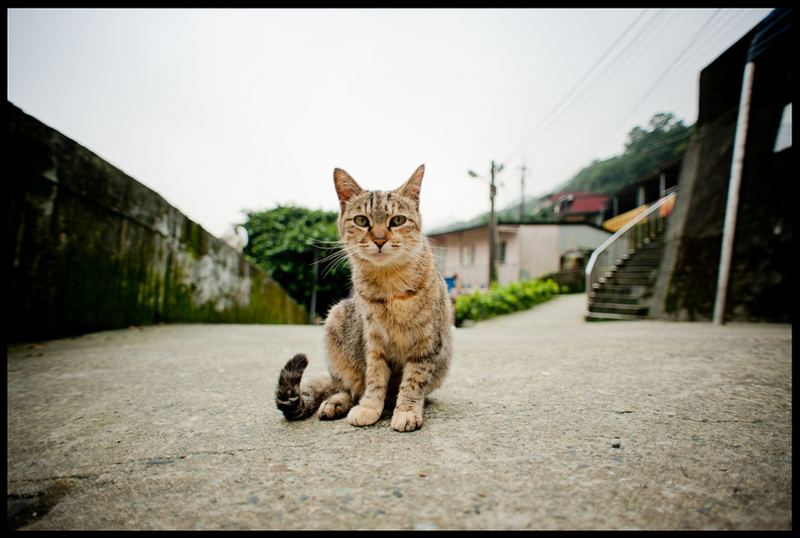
[275,354,335,420]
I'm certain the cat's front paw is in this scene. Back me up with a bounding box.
[347,405,381,427]
[391,410,423,432]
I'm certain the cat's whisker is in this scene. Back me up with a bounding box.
[311,248,347,266]
[320,249,352,278]
[310,240,345,248]
[307,235,346,249]
[322,261,350,279]
[311,244,346,254]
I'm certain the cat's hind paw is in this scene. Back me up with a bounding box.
[318,393,352,420]
[347,405,381,427]
[391,410,423,432]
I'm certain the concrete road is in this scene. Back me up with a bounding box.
[7,294,792,529]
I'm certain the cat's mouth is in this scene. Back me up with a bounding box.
[363,249,395,265]
[371,251,390,260]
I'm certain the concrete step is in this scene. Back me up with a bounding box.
[615,265,658,273]
[622,254,662,265]
[584,310,649,321]
[590,284,648,296]
[588,303,649,317]
[605,275,654,286]
[586,231,666,321]
[589,295,640,306]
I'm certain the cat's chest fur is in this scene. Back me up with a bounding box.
[353,264,435,357]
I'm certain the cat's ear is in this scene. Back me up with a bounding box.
[333,168,363,208]
[397,164,424,208]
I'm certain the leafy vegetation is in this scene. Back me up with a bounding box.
[557,112,692,195]
[454,278,564,326]
[241,206,350,319]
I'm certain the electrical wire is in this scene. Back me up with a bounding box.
[657,9,748,92]
[526,9,681,161]
[585,9,723,159]
[440,9,766,227]
[442,9,652,225]
[542,9,765,192]
[561,9,750,168]
[502,9,650,166]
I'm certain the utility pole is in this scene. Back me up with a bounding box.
[489,161,502,287]
[469,162,503,287]
[519,157,527,222]
[489,162,497,287]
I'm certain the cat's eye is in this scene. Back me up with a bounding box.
[353,215,369,227]
[390,215,407,227]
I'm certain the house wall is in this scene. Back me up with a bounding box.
[556,224,613,255]
[518,225,560,281]
[8,102,309,344]
[496,228,520,286]
[434,223,611,291]
[438,227,492,291]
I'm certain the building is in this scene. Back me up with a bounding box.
[540,191,609,226]
[601,150,683,232]
[428,223,612,294]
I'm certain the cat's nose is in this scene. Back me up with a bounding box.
[373,237,387,249]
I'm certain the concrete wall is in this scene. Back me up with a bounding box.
[650,21,791,322]
[8,102,308,344]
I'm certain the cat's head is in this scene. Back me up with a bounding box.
[333,165,425,268]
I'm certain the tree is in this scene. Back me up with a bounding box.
[624,112,690,156]
[241,206,351,320]
[560,112,693,195]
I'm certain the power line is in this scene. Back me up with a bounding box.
[555,10,753,172]
[502,9,649,166]
[525,9,681,161]
[442,10,763,226]
[658,9,747,92]
[542,9,766,193]
[586,9,723,158]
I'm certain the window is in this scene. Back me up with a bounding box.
[499,241,507,264]
[460,244,475,266]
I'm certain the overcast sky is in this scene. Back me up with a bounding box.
[7,8,773,236]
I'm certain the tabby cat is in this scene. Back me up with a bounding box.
[275,165,453,431]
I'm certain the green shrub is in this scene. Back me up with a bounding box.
[454,278,563,326]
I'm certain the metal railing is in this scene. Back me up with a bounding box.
[585,190,677,297]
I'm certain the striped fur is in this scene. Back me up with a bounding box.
[275,165,453,431]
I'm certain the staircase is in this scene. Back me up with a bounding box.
[585,191,676,322]
[586,234,664,320]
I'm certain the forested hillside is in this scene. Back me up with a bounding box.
[557,112,692,195]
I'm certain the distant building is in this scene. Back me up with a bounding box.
[540,191,609,226]
[601,150,684,232]
[428,222,611,294]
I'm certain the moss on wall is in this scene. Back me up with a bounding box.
[8,102,308,344]
[657,22,791,324]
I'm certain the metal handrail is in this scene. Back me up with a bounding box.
[585,190,677,300]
